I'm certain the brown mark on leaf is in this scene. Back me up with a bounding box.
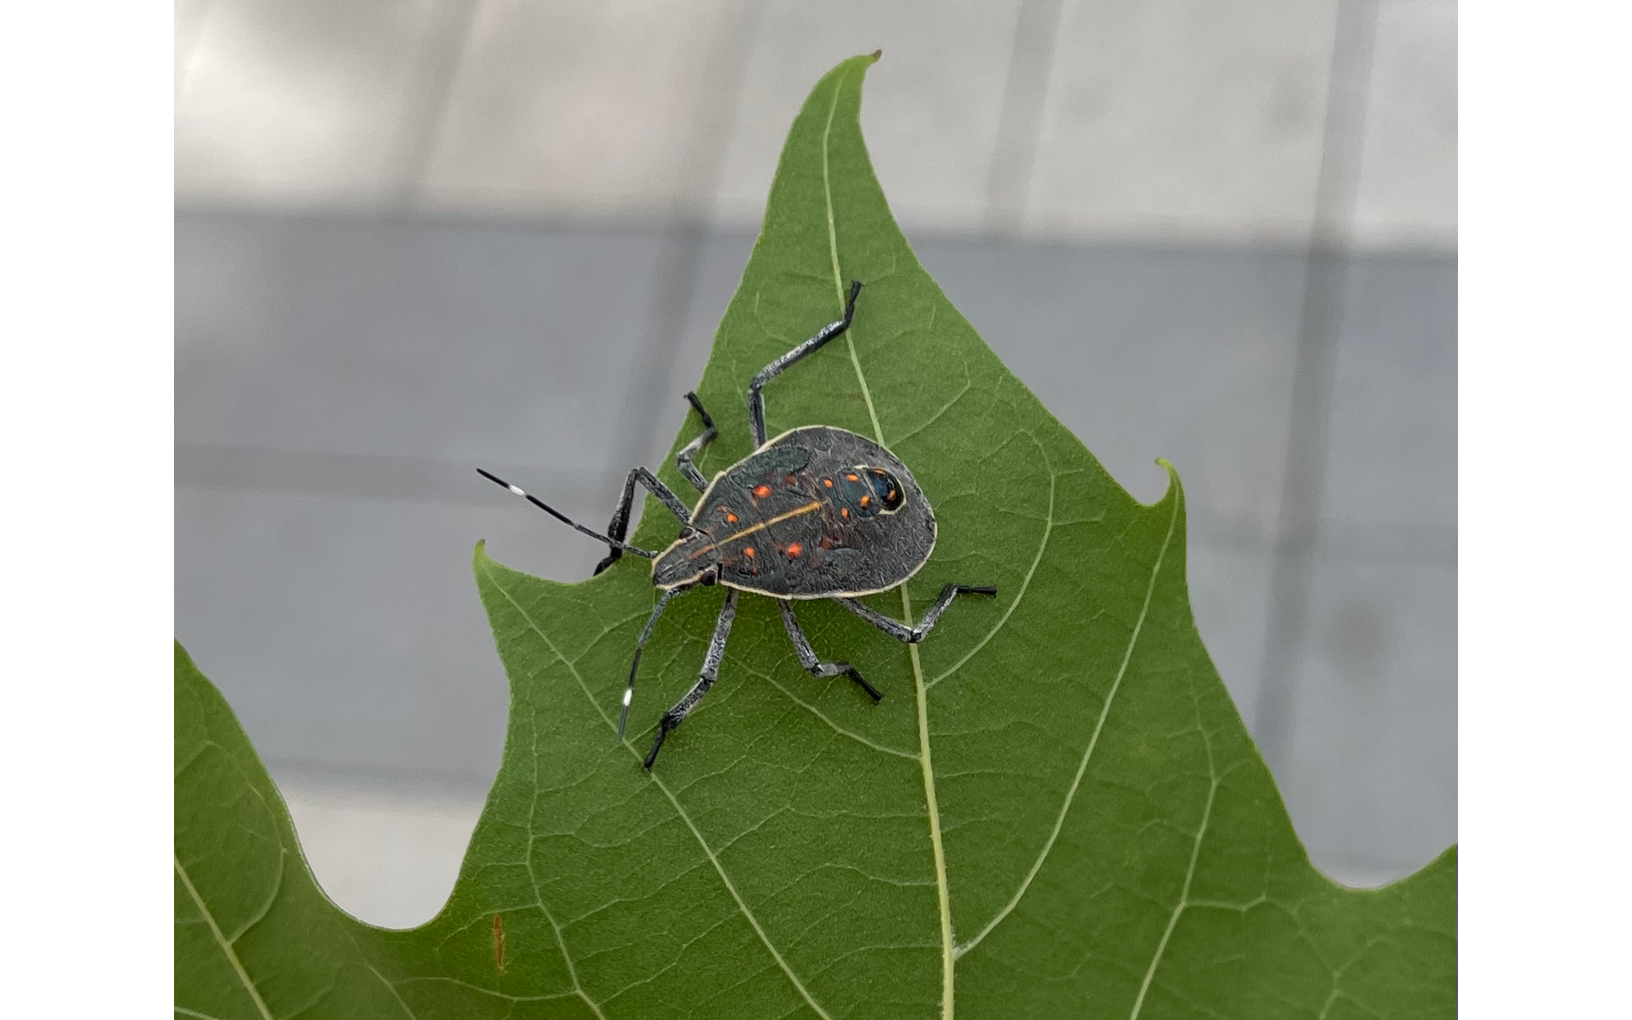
[493,913,506,973]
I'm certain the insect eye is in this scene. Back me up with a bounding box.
[677,526,697,540]
[867,468,904,511]
[699,567,718,586]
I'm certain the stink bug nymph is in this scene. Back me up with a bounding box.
[480,282,996,768]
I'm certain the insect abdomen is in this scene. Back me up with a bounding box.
[698,426,936,598]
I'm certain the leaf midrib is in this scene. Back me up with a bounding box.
[813,57,1204,1013]
[817,58,957,1020]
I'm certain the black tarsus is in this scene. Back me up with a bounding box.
[836,584,999,644]
[778,600,881,702]
[644,716,676,769]
[684,391,716,430]
[675,391,719,493]
[619,585,688,739]
[642,590,739,769]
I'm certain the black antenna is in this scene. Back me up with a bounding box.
[476,469,657,558]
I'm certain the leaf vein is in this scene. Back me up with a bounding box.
[525,702,608,1019]
[362,961,418,1020]
[746,663,919,759]
[396,975,578,1003]
[174,854,275,1020]
[1127,679,1219,1020]
[892,376,972,447]
[954,485,1182,958]
[481,563,836,1020]
[926,465,1056,691]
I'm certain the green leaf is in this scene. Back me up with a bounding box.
[175,53,1455,1020]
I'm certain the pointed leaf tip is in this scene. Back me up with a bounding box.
[1148,456,1184,509]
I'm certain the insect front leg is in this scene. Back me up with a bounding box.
[674,391,717,492]
[595,467,694,575]
[644,589,739,769]
[746,280,863,445]
[618,585,691,739]
[835,584,999,644]
[778,601,882,701]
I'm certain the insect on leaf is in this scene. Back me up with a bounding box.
[175,53,1455,1020]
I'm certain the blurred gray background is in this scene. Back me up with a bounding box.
[175,0,1455,927]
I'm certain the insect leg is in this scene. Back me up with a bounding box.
[477,468,657,559]
[674,391,717,492]
[746,280,863,445]
[778,601,882,701]
[644,590,739,769]
[594,467,694,576]
[619,584,691,740]
[835,584,999,644]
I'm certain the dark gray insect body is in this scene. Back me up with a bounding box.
[480,282,995,768]
[652,426,934,598]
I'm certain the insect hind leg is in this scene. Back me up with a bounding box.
[836,584,998,644]
[674,391,717,492]
[644,590,739,769]
[778,601,881,701]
